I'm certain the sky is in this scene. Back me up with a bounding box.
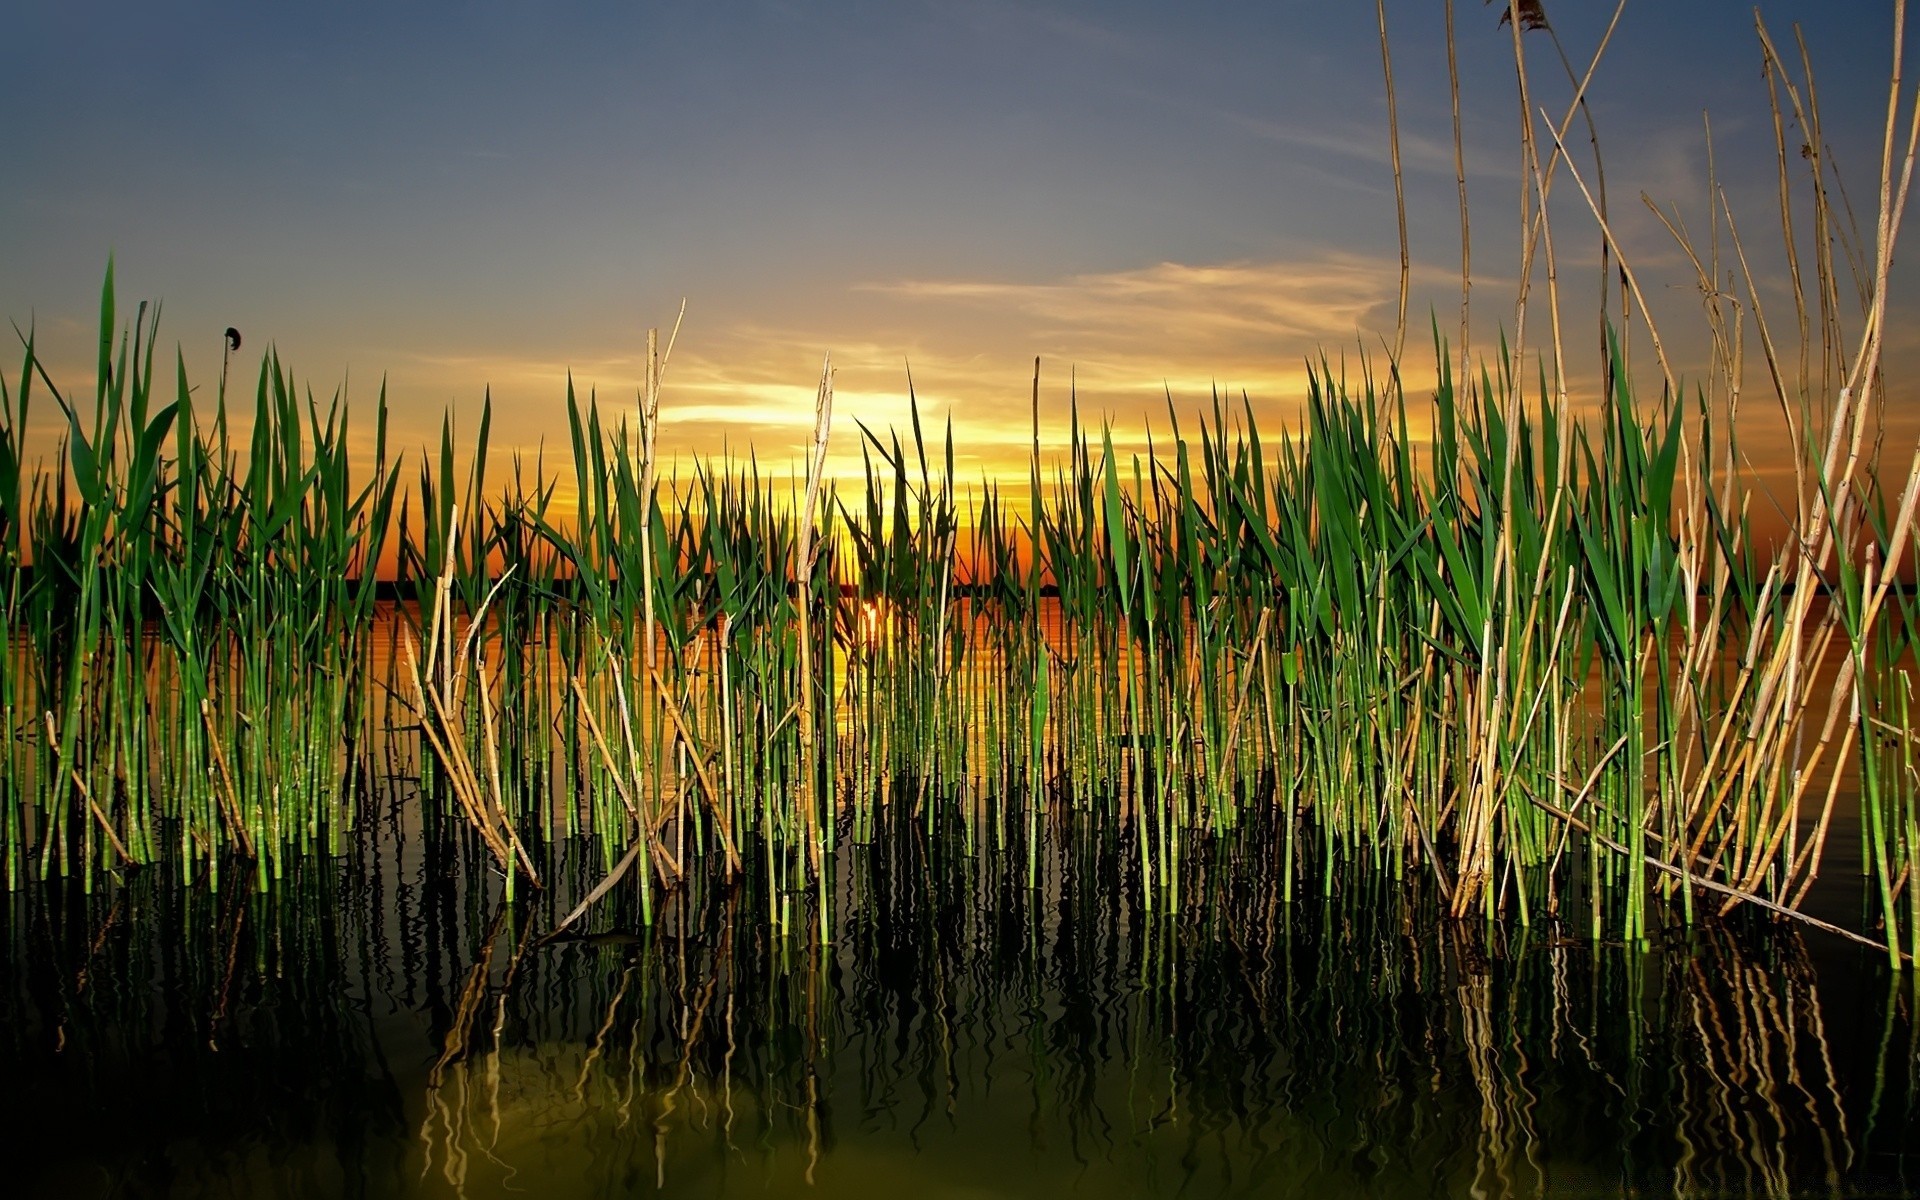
[3,1,1917,545]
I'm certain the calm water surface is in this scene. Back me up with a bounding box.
[4,802,1918,1199]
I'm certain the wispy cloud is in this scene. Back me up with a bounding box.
[1220,110,1464,179]
[376,253,1427,476]
[864,255,1414,359]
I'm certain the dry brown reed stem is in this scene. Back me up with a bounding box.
[1503,0,1541,382]
[1544,127,1679,399]
[610,673,650,827]
[1643,191,1741,403]
[567,674,641,822]
[1785,453,1920,909]
[1782,676,1861,904]
[1466,4,1758,917]
[1501,571,1578,763]
[1758,22,1827,556]
[1493,2,1614,382]
[1806,35,1852,405]
[645,658,740,875]
[476,657,510,850]
[793,355,833,879]
[1857,451,1920,633]
[1757,16,1889,509]
[1545,14,1620,372]
[549,836,649,940]
[1528,122,1570,407]
[1679,627,1766,856]
[1521,1,1628,405]
[1448,0,1629,919]
[637,302,686,679]
[1715,606,1842,892]
[59,721,133,860]
[1756,22,1813,432]
[1719,191,1807,526]
[1453,647,1501,916]
[1710,143,1749,522]
[407,647,506,870]
[1696,0,1920,918]
[43,711,132,867]
[1645,174,1744,823]
[1375,0,1410,370]
[1848,0,1920,414]
[1731,612,1839,881]
[199,698,255,860]
[1803,35,1878,335]
[404,512,538,885]
[1525,787,1910,963]
[457,577,542,886]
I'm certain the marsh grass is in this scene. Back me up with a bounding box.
[0,283,399,893]
[0,4,1918,967]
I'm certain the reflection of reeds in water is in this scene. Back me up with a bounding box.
[309,818,1899,1197]
[1454,927,1542,1199]
[1669,927,1843,1198]
[0,825,1908,1196]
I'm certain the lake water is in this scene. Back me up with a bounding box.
[4,801,1916,1199]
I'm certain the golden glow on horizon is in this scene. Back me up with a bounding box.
[8,245,1916,570]
[320,252,1425,486]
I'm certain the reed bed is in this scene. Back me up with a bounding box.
[1,5,1917,969]
[0,287,397,894]
[0,296,1914,962]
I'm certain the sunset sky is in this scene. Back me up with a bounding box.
[4,1,1916,543]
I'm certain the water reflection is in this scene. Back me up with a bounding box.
[3,814,1917,1198]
